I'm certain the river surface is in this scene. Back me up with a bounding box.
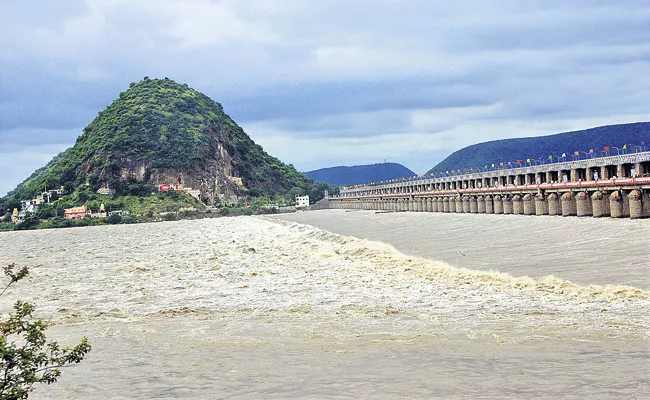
[0,211,648,399]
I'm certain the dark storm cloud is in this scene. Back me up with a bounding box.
[1,0,649,195]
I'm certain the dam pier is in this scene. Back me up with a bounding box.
[328,151,650,219]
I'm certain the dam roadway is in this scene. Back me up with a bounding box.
[328,151,650,219]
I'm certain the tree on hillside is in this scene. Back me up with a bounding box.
[1,264,91,399]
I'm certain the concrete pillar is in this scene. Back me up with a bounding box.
[609,191,627,218]
[642,190,650,218]
[575,192,592,217]
[561,192,577,216]
[535,194,549,215]
[455,196,463,213]
[427,198,434,212]
[462,196,471,213]
[408,199,414,212]
[493,195,503,214]
[512,194,523,215]
[469,196,478,213]
[502,195,513,214]
[477,195,486,213]
[443,197,450,213]
[523,194,534,215]
[629,190,644,219]
[435,197,442,212]
[485,195,494,214]
[548,193,560,216]
[591,191,609,217]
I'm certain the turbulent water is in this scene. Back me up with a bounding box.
[0,211,648,399]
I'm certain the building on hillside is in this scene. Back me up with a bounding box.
[97,187,115,196]
[295,195,310,209]
[158,184,184,191]
[11,208,20,223]
[90,203,107,218]
[183,188,201,199]
[108,210,130,216]
[64,206,90,220]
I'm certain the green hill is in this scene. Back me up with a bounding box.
[305,163,416,186]
[5,77,311,205]
[427,122,649,175]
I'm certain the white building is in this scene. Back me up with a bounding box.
[295,195,310,208]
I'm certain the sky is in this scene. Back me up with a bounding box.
[1,0,649,196]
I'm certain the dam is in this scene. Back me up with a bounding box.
[327,151,650,219]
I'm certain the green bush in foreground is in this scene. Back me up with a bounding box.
[1,264,91,399]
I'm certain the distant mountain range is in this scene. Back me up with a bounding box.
[427,122,649,175]
[305,163,416,186]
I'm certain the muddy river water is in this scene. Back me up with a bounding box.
[0,210,647,399]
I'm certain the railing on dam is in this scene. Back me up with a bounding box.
[345,176,650,198]
[340,151,650,197]
[329,151,650,219]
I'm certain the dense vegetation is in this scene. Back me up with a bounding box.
[4,77,311,203]
[305,163,416,186]
[427,122,649,175]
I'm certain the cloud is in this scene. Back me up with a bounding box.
[1,0,649,195]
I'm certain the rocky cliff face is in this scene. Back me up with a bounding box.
[107,126,241,205]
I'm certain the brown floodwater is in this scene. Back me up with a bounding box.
[0,213,647,399]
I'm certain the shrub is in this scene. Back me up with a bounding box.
[107,214,123,224]
[1,264,91,399]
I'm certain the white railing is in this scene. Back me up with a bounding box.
[341,151,650,197]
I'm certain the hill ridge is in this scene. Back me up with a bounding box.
[427,122,649,175]
[306,162,416,186]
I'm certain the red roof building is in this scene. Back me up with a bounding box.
[64,206,89,219]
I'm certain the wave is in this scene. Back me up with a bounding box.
[267,218,649,303]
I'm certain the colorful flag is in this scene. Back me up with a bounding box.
[499,162,504,166]
[574,151,579,156]
[516,160,521,164]
[526,158,531,163]
[623,144,627,150]
[604,146,610,151]
[589,148,593,153]
[491,164,495,168]
[548,155,553,160]
[561,153,566,157]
